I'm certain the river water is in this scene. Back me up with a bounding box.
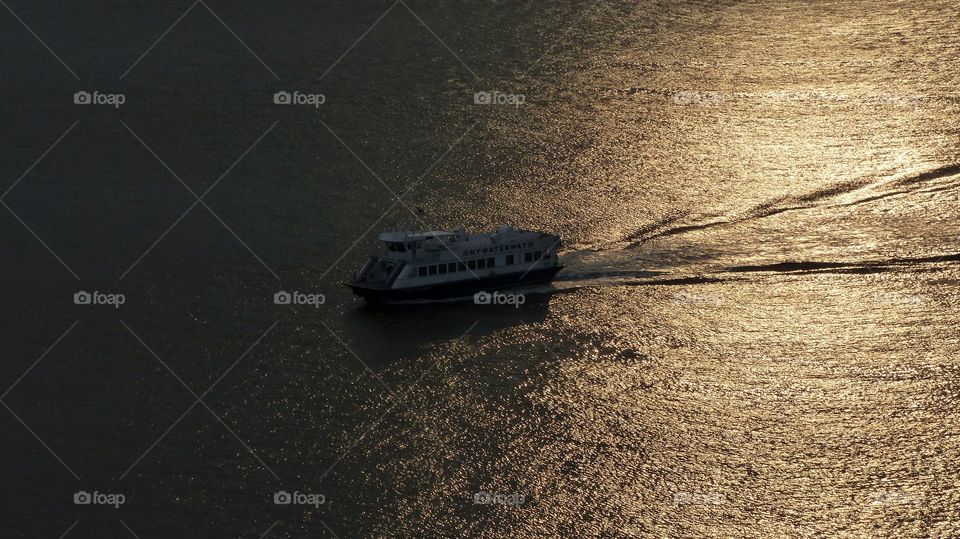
[1,1,958,537]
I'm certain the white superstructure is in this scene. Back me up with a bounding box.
[349,226,562,297]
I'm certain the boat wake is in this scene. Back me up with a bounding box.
[622,163,960,246]
[552,247,960,293]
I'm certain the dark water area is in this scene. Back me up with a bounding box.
[1,1,959,537]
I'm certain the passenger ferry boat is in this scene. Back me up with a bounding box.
[347,226,563,303]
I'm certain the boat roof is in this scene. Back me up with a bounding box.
[378,231,456,242]
[378,226,540,244]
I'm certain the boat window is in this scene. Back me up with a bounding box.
[477,259,486,269]
[457,262,466,271]
[534,251,541,260]
[439,264,448,274]
[467,260,476,270]
[448,262,457,273]
[418,267,427,277]
[487,258,495,267]
[429,265,438,276]
[524,252,533,263]
[506,255,514,265]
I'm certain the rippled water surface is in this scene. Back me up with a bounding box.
[1,1,959,537]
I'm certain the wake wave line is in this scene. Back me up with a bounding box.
[624,164,960,246]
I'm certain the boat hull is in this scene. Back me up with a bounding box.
[348,266,563,303]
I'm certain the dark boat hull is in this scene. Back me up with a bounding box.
[348,266,563,303]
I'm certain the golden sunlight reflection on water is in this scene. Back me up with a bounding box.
[336,1,960,536]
